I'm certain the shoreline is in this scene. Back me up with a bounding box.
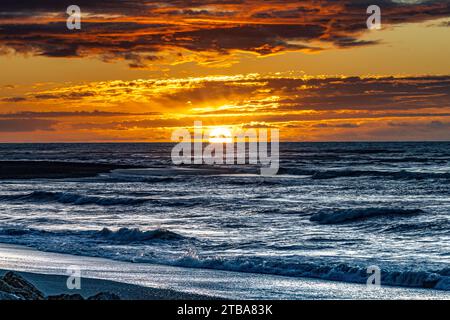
[0,243,449,300]
[0,269,215,300]
[0,243,222,300]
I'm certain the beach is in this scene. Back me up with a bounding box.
[1,243,449,300]
[0,244,215,300]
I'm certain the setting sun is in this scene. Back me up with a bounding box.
[208,127,233,144]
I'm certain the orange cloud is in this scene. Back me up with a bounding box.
[1,74,450,141]
[1,1,449,67]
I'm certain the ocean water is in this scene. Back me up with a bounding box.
[0,142,449,292]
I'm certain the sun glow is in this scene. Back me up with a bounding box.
[208,127,233,144]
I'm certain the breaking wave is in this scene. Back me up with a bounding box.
[0,226,188,244]
[0,226,449,291]
[160,255,450,291]
[93,227,187,242]
[276,167,450,180]
[0,191,206,208]
[310,208,424,224]
[311,170,450,180]
[0,191,149,206]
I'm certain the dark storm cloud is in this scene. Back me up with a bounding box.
[0,118,57,132]
[0,0,449,67]
[313,122,360,129]
[0,0,150,16]
[146,75,450,113]
[23,75,450,115]
[1,97,27,102]
[72,118,189,130]
[64,74,450,131]
[0,111,160,118]
[263,75,450,112]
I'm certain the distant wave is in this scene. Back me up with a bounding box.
[0,227,50,236]
[0,191,207,207]
[382,220,450,234]
[311,170,450,180]
[276,167,450,180]
[0,226,188,243]
[0,191,149,206]
[310,208,424,225]
[107,174,176,183]
[94,227,187,242]
[222,178,292,186]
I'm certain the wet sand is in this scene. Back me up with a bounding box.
[0,269,215,300]
[0,244,449,300]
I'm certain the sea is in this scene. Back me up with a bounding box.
[0,142,449,292]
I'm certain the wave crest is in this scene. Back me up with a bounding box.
[167,255,450,291]
[311,170,450,180]
[0,225,449,291]
[94,227,186,242]
[310,208,424,224]
[0,226,187,243]
[0,191,148,206]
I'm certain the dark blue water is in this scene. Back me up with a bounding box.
[0,142,449,290]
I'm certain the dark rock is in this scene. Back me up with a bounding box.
[87,292,121,300]
[47,294,85,300]
[0,279,14,294]
[0,272,45,300]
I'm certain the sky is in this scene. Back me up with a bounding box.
[0,0,449,142]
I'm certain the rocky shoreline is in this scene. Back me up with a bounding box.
[0,271,120,300]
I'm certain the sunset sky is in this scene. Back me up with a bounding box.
[1,0,449,142]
